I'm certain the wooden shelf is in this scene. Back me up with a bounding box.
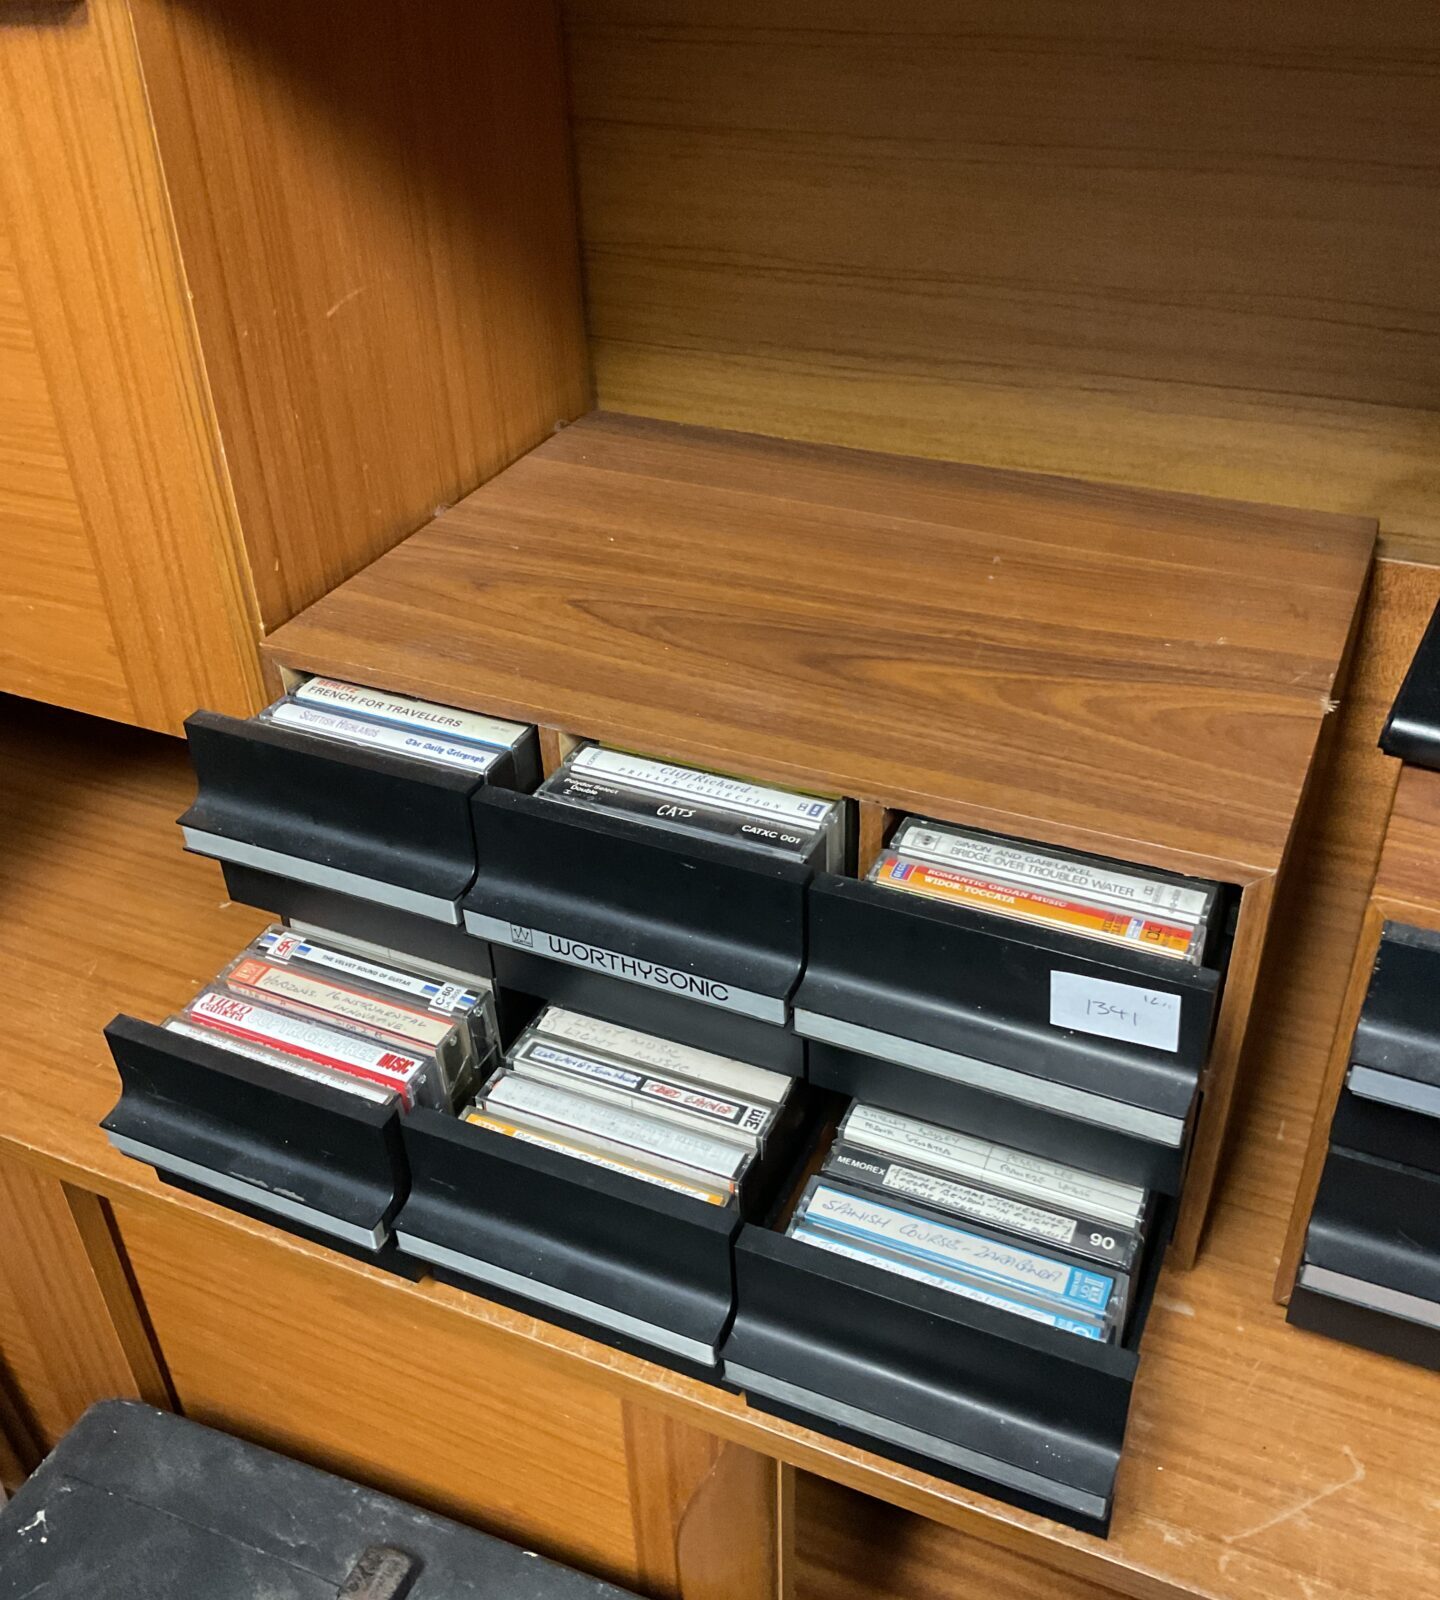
[4,598,1440,1599]
[265,412,1374,884]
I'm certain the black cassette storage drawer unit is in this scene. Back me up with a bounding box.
[793,868,1230,1194]
[179,709,534,930]
[462,786,811,1072]
[101,1015,409,1264]
[1290,922,1440,1368]
[392,1088,816,1370]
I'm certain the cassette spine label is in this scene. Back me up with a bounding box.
[544,769,824,862]
[483,1073,749,1182]
[890,820,1214,923]
[789,1224,1103,1339]
[533,1008,792,1103]
[514,1040,773,1139]
[265,701,503,775]
[571,745,837,829]
[186,991,429,1107]
[465,1112,726,1205]
[840,1103,1146,1229]
[293,676,530,750]
[799,1182,1115,1315]
[258,927,481,1014]
[226,957,452,1049]
[870,851,1198,960]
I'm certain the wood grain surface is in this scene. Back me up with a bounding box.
[3,596,1439,1599]
[565,1,1440,555]
[130,0,591,632]
[0,221,129,721]
[0,0,266,730]
[0,1153,170,1453]
[265,412,1374,881]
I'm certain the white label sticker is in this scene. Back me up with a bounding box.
[1049,971,1181,1053]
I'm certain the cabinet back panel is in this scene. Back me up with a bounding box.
[567,1,1440,551]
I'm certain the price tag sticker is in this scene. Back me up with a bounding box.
[1049,971,1181,1053]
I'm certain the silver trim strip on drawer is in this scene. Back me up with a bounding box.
[723,1362,1107,1521]
[396,1232,718,1363]
[792,1009,1186,1145]
[466,911,787,1024]
[106,1132,387,1250]
[1298,1264,1440,1330]
[1348,1064,1440,1122]
[180,827,459,923]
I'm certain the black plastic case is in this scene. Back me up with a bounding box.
[179,710,519,926]
[1289,1147,1440,1371]
[1329,1082,1440,1178]
[1379,597,1440,769]
[393,1089,814,1371]
[216,862,495,982]
[462,787,810,1072]
[102,1016,408,1264]
[721,1172,1170,1535]
[1349,921,1440,1084]
[794,873,1225,1193]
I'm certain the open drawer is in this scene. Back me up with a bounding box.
[720,1116,1170,1535]
[1290,1148,1440,1371]
[462,787,811,1072]
[179,710,529,926]
[393,1088,815,1370]
[794,873,1229,1193]
[102,1015,408,1262]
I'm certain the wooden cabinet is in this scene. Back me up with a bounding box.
[0,0,587,732]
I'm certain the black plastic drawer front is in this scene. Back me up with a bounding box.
[102,1015,406,1251]
[1304,1148,1440,1312]
[1287,1285,1440,1372]
[795,875,1216,1142]
[217,863,495,982]
[1330,1081,1440,1177]
[1351,923,1440,1087]
[394,1112,741,1365]
[180,711,489,923]
[804,1042,1187,1194]
[480,944,804,1074]
[722,1227,1136,1533]
[465,788,810,1025]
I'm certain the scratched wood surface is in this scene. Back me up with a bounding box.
[265,412,1374,882]
[2,594,1437,1599]
[566,1,1440,556]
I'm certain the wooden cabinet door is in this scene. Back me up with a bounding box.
[0,0,265,731]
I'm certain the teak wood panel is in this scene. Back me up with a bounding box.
[0,1153,170,1453]
[266,412,1374,881]
[5,668,1440,1600]
[566,1,1440,556]
[112,1199,646,1588]
[114,1197,788,1600]
[0,222,129,722]
[129,0,591,633]
[0,0,265,731]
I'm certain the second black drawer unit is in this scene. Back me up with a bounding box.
[102,1015,409,1264]
[1290,922,1440,1367]
[462,787,811,1073]
[392,1087,816,1371]
[720,1112,1170,1535]
[179,709,531,930]
[794,870,1229,1194]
